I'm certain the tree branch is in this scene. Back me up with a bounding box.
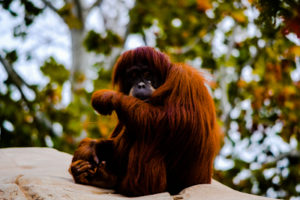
[141,31,148,46]
[0,55,56,138]
[0,55,32,90]
[0,56,31,103]
[40,0,59,13]
[86,0,103,13]
[270,150,300,164]
[122,3,135,49]
[73,0,84,24]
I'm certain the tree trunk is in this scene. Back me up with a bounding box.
[70,28,87,92]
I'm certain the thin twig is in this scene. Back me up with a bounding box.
[269,150,300,164]
[86,0,103,13]
[0,55,32,90]
[0,56,30,105]
[40,0,59,13]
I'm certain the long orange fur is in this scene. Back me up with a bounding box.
[70,47,221,196]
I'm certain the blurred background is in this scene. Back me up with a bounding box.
[0,0,299,199]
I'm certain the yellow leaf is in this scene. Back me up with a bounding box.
[182,31,189,38]
[231,11,247,23]
[198,29,207,38]
[283,86,296,96]
[189,15,198,24]
[284,101,294,109]
[98,123,109,136]
[25,115,33,123]
[197,0,212,11]
[290,46,300,56]
[97,112,118,137]
[237,79,247,88]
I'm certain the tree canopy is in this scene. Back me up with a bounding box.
[0,0,299,199]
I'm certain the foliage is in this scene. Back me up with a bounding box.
[0,0,299,199]
[84,30,123,54]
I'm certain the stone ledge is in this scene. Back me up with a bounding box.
[0,147,276,200]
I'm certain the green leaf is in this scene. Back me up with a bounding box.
[40,57,69,85]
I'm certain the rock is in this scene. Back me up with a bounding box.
[0,148,275,200]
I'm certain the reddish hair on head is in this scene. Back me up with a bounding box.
[113,47,171,93]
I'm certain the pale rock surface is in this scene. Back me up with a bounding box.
[0,148,276,200]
